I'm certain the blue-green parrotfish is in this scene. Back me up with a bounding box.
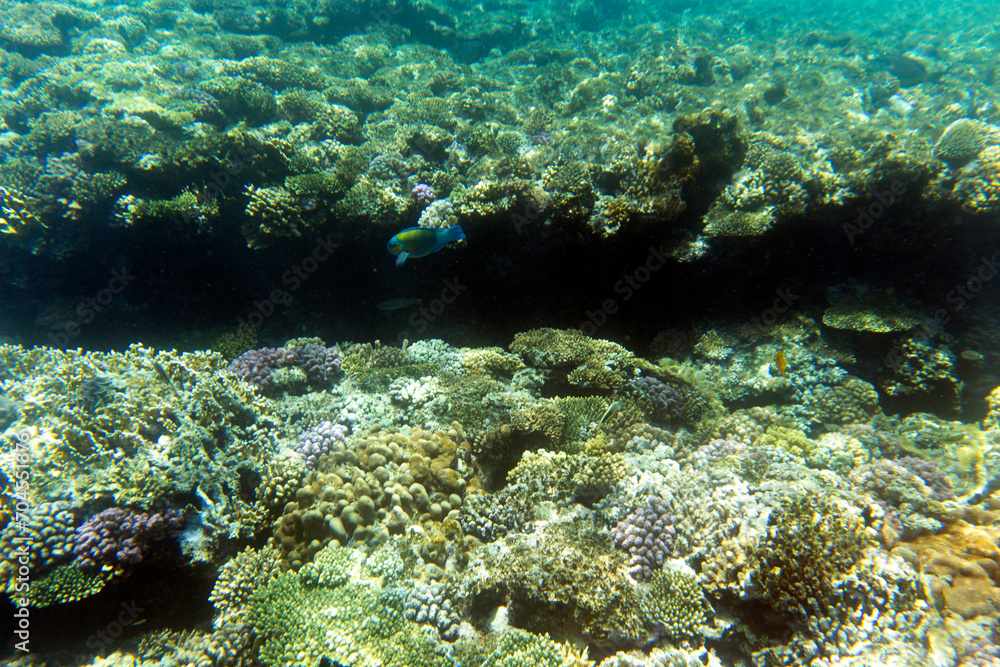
[387,225,465,266]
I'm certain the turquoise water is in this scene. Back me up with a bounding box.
[0,0,999,664]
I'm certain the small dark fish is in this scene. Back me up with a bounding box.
[153,360,182,398]
[318,658,348,667]
[377,298,422,312]
[869,55,928,87]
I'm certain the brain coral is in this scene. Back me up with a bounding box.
[934,118,1000,168]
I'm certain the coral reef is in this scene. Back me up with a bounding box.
[73,507,184,573]
[612,496,676,582]
[294,420,348,469]
[751,495,870,614]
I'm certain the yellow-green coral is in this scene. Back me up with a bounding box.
[955,145,1000,214]
[209,544,282,622]
[244,184,327,248]
[212,323,259,360]
[510,328,638,391]
[461,348,526,377]
[24,563,107,607]
[642,567,709,639]
[0,344,277,508]
[250,542,451,667]
[0,185,43,236]
[114,190,217,228]
[471,630,594,667]
[751,495,869,613]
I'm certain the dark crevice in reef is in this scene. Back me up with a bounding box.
[0,559,215,662]
[7,203,999,360]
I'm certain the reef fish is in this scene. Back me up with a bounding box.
[868,55,928,87]
[774,350,788,376]
[377,298,422,311]
[387,225,465,266]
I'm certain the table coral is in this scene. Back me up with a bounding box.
[510,328,638,392]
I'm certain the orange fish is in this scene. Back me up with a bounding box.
[774,350,788,376]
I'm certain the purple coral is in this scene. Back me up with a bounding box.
[632,376,685,422]
[611,496,676,581]
[296,421,348,469]
[73,508,184,570]
[896,456,955,500]
[285,344,342,383]
[228,347,284,388]
[228,344,341,390]
[411,183,435,207]
[696,438,747,461]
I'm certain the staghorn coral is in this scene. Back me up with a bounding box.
[114,190,217,229]
[751,495,870,614]
[250,540,452,667]
[469,521,647,647]
[0,344,279,540]
[641,566,710,640]
[458,629,595,667]
[506,449,628,507]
